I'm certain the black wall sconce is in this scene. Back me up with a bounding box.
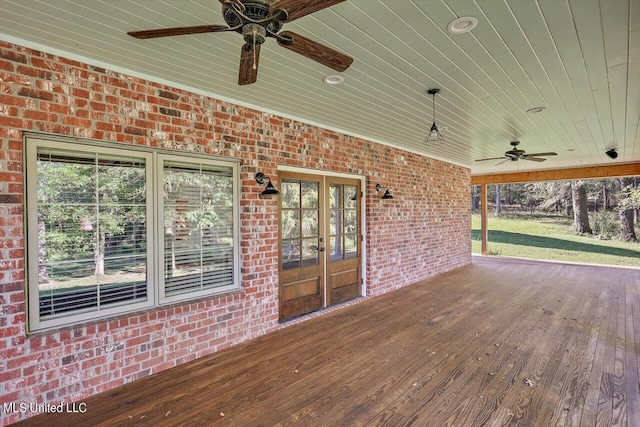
[255,172,279,195]
[375,184,393,199]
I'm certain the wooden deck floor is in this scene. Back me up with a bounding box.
[17,257,640,426]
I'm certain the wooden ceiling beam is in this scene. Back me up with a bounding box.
[471,163,640,185]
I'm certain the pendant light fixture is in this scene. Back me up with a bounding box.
[424,88,445,146]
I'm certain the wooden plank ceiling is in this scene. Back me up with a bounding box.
[0,0,638,175]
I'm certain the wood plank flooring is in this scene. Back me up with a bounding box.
[15,257,640,426]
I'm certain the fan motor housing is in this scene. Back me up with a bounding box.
[224,0,283,35]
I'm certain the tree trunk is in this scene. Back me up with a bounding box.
[619,208,637,242]
[495,184,501,215]
[635,177,639,226]
[571,180,592,234]
[471,186,480,211]
[95,231,105,276]
[603,180,610,210]
[618,177,638,242]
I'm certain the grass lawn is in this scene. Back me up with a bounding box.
[471,213,640,268]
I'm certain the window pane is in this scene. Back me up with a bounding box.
[282,181,300,209]
[330,236,343,262]
[329,185,339,209]
[282,210,300,239]
[282,240,301,269]
[345,185,357,209]
[301,181,318,208]
[163,161,234,297]
[302,238,319,267]
[302,210,318,237]
[330,210,339,235]
[36,151,147,319]
[345,234,357,259]
[344,209,357,234]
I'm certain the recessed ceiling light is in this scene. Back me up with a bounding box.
[447,17,478,35]
[526,106,545,113]
[323,75,344,85]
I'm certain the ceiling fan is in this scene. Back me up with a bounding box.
[475,141,557,164]
[127,0,353,85]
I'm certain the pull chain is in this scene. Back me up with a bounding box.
[252,28,257,70]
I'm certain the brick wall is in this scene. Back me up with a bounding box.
[0,41,471,425]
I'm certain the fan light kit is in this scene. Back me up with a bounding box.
[447,17,478,34]
[424,88,445,146]
[128,0,353,86]
[475,141,558,165]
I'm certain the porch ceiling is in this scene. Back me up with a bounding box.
[0,0,638,175]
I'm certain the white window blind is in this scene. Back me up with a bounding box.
[161,159,236,301]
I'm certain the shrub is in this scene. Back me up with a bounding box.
[590,210,619,239]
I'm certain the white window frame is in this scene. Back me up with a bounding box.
[25,135,240,333]
[157,153,240,305]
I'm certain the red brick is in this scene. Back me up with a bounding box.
[0,39,471,424]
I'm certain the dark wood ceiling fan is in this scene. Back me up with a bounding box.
[127,0,353,85]
[475,141,557,165]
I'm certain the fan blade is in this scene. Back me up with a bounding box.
[522,156,547,162]
[270,0,346,22]
[277,31,352,72]
[239,43,261,86]
[525,152,557,157]
[128,25,229,39]
[475,157,507,162]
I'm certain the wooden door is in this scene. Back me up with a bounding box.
[326,178,362,305]
[278,172,362,321]
[279,172,325,320]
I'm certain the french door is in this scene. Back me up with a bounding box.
[278,172,362,321]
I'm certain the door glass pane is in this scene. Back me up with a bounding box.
[344,209,357,234]
[282,241,300,269]
[281,182,300,209]
[330,236,343,262]
[345,185,357,209]
[302,210,318,237]
[301,182,318,208]
[329,185,339,209]
[345,234,357,259]
[282,210,300,239]
[302,238,319,267]
[329,210,339,235]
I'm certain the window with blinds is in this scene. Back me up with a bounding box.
[161,158,236,301]
[26,137,239,332]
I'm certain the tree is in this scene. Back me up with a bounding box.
[618,178,639,242]
[495,184,501,215]
[571,180,592,234]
